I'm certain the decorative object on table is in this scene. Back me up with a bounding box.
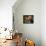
[23,15,34,24]
[6,29,13,40]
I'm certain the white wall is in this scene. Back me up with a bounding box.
[41,0,46,46]
[13,0,41,46]
[0,0,16,29]
[12,0,46,46]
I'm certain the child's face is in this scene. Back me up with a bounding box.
[28,16,32,20]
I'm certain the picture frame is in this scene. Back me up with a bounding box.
[23,15,34,24]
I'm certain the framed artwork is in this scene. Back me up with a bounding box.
[23,15,34,24]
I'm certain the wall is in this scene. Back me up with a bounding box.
[13,0,41,46]
[0,0,16,29]
[41,0,46,46]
